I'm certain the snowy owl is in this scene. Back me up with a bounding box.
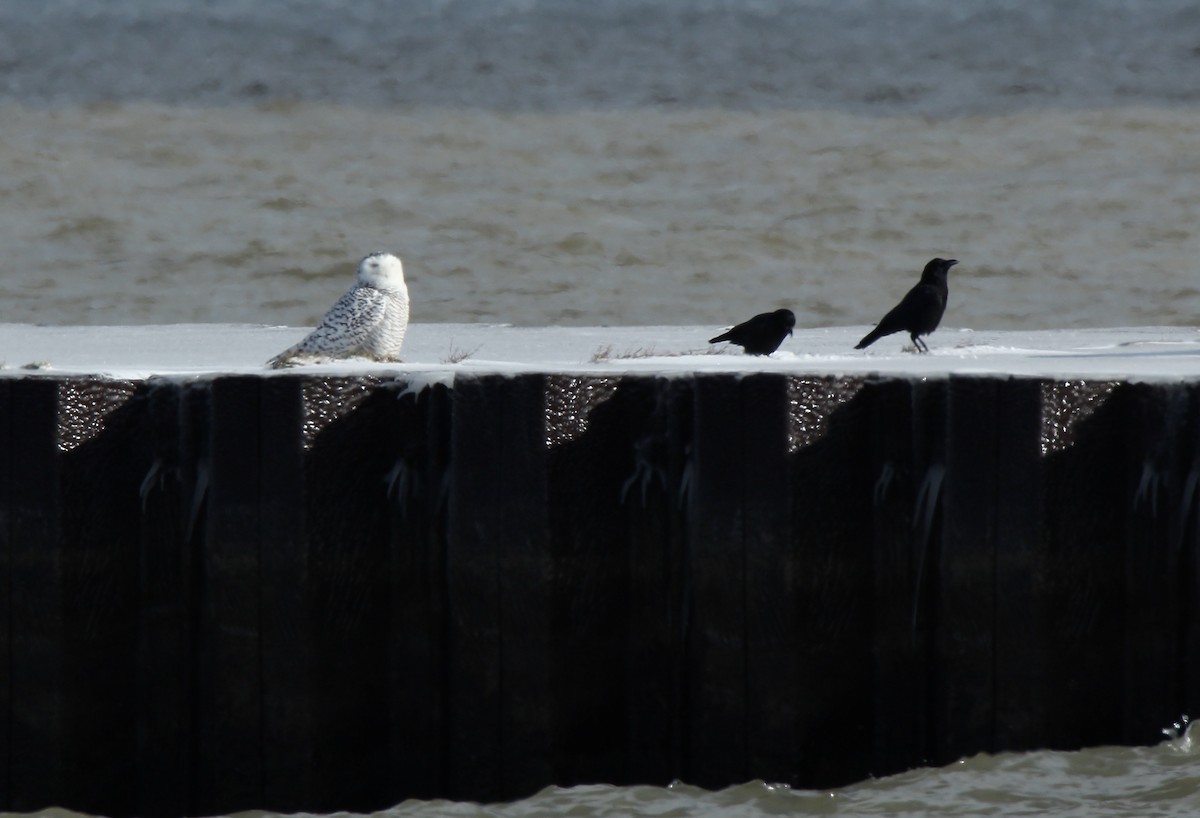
[267,252,410,368]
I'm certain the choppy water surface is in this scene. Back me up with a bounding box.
[5,103,1200,330]
[372,734,1200,818]
[12,731,1198,818]
[2,0,1199,330]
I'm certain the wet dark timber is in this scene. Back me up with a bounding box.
[1,372,1198,817]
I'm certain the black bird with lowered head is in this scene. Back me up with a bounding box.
[855,257,957,353]
[709,308,796,355]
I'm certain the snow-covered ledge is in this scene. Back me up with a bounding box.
[0,323,1196,379]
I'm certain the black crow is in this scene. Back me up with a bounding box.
[855,258,957,353]
[709,308,795,355]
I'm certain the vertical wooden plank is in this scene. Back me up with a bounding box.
[445,374,503,801]
[497,374,552,799]
[58,382,148,817]
[137,381,193,818]
[300,382,391,812]
[687,374,747,788]
[6,379,63,810]
[194,376,263,815]
[1186,385,1200,724]
[936,376,997,762]
[624,378,691,785]
[1123,384,1187,743]
[0,380,11,809]
[387,382,452,800]
[991,378,1046,750]
[869,377,930,775]
[446,374,553,801]
[741,375,796,785]
[543,377,637,788]
[258,376,311,811]
[787,378,875,787]
[1039,381,1127,750]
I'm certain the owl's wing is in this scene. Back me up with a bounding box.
[268,286,388,367]
[303,285,388,351]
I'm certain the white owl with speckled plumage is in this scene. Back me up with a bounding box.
[267,252,410,368]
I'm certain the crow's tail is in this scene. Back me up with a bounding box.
[854,327,885,349]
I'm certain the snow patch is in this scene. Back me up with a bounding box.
[0,324,1196,381]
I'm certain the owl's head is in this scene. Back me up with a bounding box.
[356,252,406,290]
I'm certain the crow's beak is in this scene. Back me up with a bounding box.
[947,259,959,267]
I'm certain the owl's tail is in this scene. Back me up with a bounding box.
[265,344,303,369]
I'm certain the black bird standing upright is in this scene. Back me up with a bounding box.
[855,258,957,353]
[709,308,796,355]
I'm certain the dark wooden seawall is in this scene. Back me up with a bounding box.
[2,371,1199,817]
